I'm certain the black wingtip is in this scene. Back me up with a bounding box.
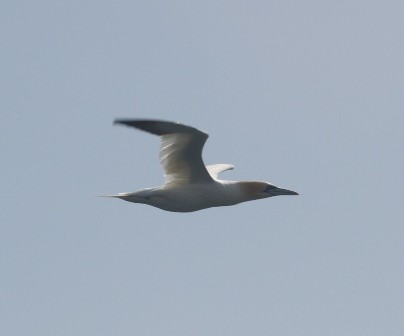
[113,119,173,136]
[112,118,208,137]
[114,119,132,126]
[113,119,149,129]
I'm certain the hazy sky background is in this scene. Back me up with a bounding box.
[2,0,404,335]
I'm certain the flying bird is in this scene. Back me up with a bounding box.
[105,119,298,212]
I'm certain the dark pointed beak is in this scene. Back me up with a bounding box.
[269,187,299,196]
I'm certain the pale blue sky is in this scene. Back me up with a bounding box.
[2,0,404,335]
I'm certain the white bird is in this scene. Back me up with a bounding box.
[106,119,298,212]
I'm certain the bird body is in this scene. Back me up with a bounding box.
[106,119,298,212]
[113,180,270,212]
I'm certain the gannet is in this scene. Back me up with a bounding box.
[106,119,298,212]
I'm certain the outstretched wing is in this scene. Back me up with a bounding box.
[206,164,234,179]
[114,119,214,185]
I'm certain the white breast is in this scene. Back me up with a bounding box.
[148,181,244,212]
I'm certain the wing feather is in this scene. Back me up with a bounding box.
[206,164,234,179]
[114,119,213,184]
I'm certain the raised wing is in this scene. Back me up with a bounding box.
[206,164,234,179]
[114,119,214,185]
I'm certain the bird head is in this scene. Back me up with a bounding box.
[238,181,298,200]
